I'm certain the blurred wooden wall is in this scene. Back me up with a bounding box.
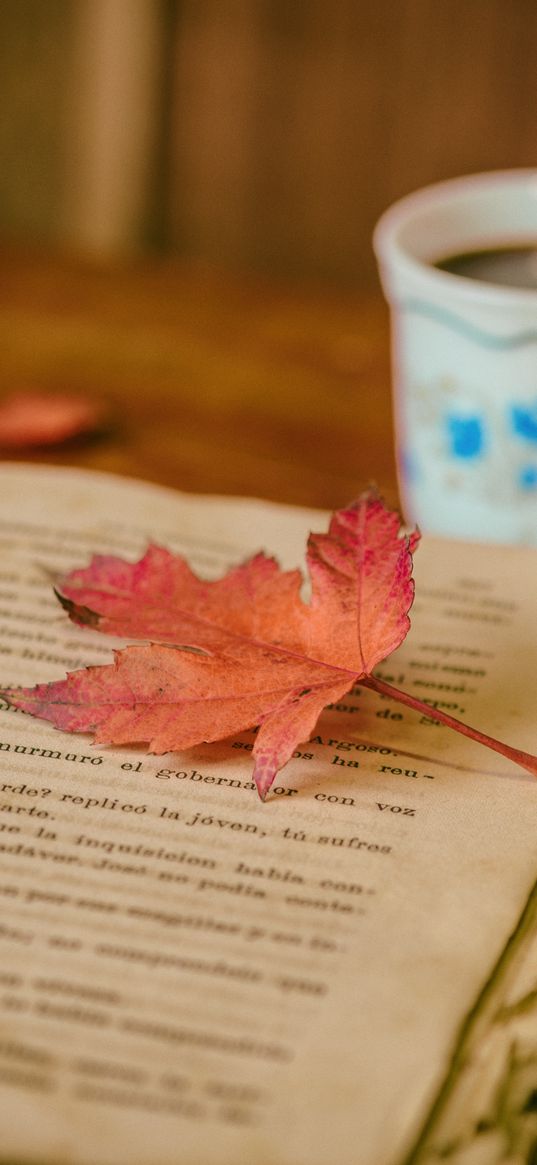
[168,0,537,283]
[0,1,74,242]
[1,0,537,285]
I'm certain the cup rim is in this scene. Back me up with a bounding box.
[373,168,537,306]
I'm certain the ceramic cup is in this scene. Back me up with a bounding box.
[373,169,537,543]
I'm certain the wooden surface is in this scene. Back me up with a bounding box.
[0,249,398,514]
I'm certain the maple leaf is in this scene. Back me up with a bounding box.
[0,491,417,799]
[2,490,537,799]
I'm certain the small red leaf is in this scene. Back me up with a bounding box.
[0,391,105,448]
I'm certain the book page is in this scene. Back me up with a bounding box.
[0,463,535,1165]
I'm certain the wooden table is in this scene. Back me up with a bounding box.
[0,249,397,513]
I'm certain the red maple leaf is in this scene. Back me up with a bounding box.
[2,490,536,798]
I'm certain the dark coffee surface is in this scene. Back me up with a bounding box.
[435,246,537,289]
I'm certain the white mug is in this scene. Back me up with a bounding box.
[373,170,537,543]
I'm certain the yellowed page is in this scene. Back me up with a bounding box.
[0,464,535,1165]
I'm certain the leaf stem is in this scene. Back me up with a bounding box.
[360,675,537,779]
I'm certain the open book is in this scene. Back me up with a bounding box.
[0,463,536,1165]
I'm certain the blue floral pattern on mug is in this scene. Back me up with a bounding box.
[511,403,537,443]
[404,378,537,513]
[519,464,537,491]
[446,415,485,459]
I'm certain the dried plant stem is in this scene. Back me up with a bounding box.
[361,675,537,779]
